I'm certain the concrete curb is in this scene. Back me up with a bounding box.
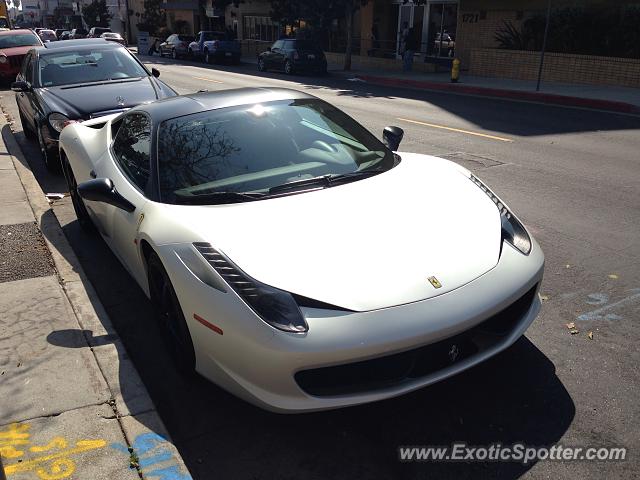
[351,73,640,115]
[0,115,192,479]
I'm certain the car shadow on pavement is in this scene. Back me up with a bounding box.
[42,205,575,479]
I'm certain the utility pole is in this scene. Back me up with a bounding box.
[536,0,552,91]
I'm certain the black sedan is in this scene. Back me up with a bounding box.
[12,39,176,171]
[258,39,327,75]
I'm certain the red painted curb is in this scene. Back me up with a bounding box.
[355,74,640,115]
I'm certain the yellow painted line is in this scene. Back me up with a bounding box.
[192,76,224,84]
[397,117,513,142]
[4,439,107,475]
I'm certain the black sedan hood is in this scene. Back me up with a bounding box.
[38,76,174,119]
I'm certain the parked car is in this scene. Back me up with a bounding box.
[87,26,111,38]
[11,39,176,170]
[258,39,327,75]
[54,28,66,39]
[58,87,544,413]
[38,29,57,42]
[0,29,42,83]
[188,31,240,64]
[59,31,71,40]
[160,34,194,59]
[100,32,126,46]
[69,28,88,39]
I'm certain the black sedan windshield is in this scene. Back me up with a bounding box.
[38,48,148,87]
[158,99,395,204]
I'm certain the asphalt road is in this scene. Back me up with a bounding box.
[1,57,639,479]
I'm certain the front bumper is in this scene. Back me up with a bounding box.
[160,239,544,413]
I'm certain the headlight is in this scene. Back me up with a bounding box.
[0,55,7,64]
[48,113,71,133]
[193,243,308,333]
[469,174,532,255]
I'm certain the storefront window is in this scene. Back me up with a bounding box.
[242,16,279,42]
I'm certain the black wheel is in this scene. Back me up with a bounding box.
[19,110,35,140]
[148,253,196,374]
[172,48,177,60]
[257,57,266,72]
[284,59,293,75]
[37,124,60,172]
[187,48,193,59]
[61,153,95,232]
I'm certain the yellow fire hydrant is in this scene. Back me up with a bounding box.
[451,58,461,83]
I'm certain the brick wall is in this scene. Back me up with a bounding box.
[469,49,640,88]
[455,10,526,70]
[325,52,436,73]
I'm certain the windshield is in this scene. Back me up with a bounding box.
[38,48,148,87]
[157,99,396,204]
[202,32,226,41]
[0,33,40,49]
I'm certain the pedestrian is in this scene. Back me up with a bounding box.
[399,21,409,57]
[403,27,417,72]
[148,38,159,56]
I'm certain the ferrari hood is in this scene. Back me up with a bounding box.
[39,77,163,119]
[175,154,502,312]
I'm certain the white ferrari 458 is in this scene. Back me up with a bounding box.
[59,88,544,412]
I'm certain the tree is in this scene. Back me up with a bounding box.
[82,0,112,28]
[137,0,165,35]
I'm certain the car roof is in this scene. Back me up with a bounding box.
[41,38,117,50]
[0,28,36,36]
[132,88,316,124]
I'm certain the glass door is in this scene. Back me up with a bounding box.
[426,2,458,58]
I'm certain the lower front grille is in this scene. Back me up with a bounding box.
[9,55,25,69]
[295,284,539,397]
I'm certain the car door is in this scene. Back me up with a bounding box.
[18,53,38,128]
[15,52,32,119]
[94,112,153,286]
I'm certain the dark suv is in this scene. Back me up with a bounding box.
[258,39,327,75]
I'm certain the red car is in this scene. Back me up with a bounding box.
[0,29,42,82]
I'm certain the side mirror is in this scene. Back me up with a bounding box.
[383,126,404,151]
[11,80,31,92]
[77,178,136,212]
[151,67,160,78]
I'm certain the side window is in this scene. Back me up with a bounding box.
[112,113,152,192]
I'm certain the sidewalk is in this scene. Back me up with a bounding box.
[0,116,192,479]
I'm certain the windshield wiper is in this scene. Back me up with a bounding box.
[268,168,385,195]
[174,191,268,205]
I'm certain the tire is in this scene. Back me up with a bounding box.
[172,48,177,60]
[37,124,60,172]
[61,153,95,232]
[19,110,35,140]
[284,59,293,75]
[187,48,193,60]
[147,252,196,374]
[257,57,266,72]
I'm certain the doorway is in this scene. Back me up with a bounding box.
[426,2,458,58]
